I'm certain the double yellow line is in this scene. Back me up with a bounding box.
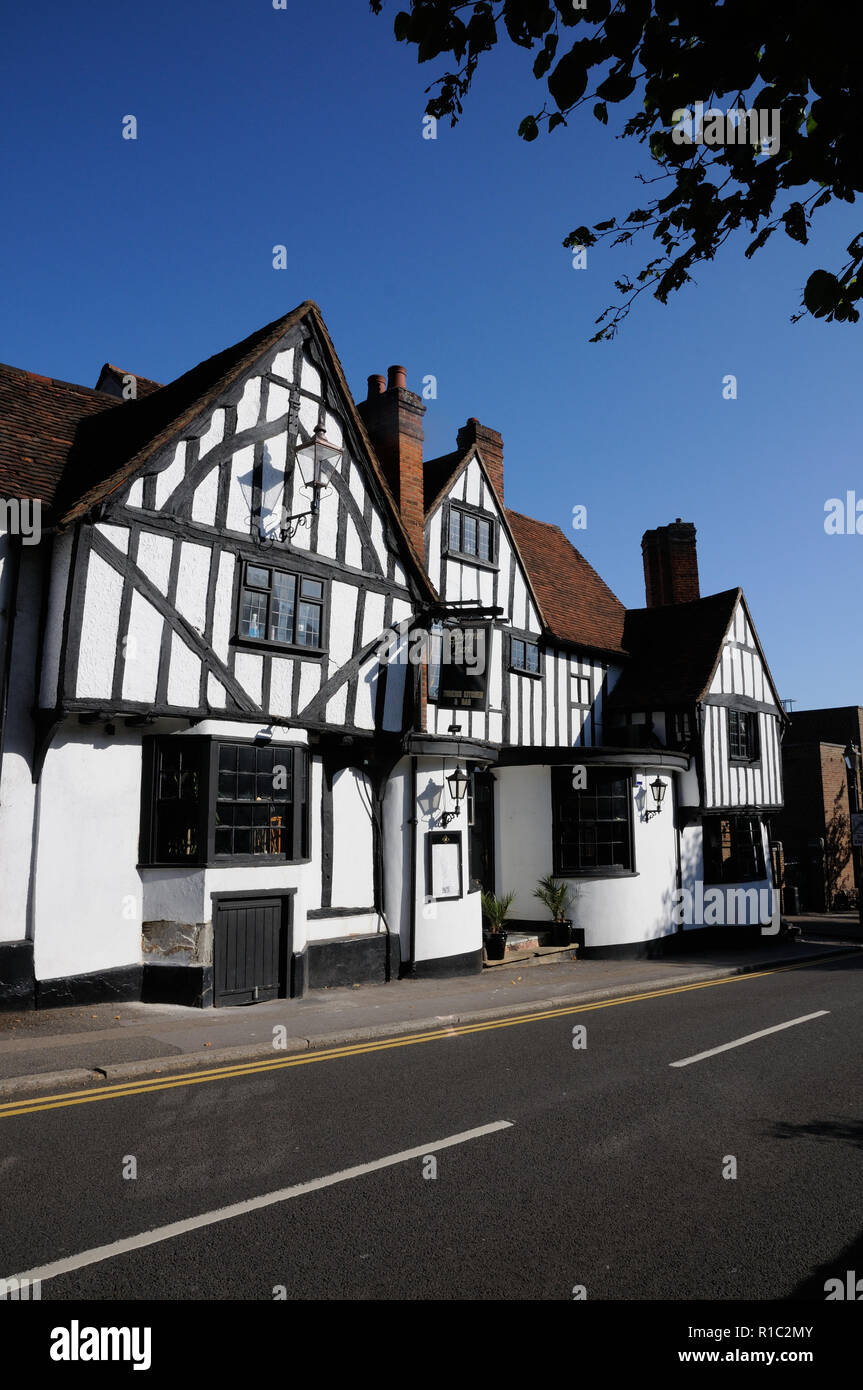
[0,955,850,1120]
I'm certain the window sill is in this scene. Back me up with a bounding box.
[231,636,326,658]
[554,869,639,880]
[509,665,542,679]
[443,548,499,573]
[139,856,312,870]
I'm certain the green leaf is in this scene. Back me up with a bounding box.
[533,32,558,79]
[595,67,636,104]
[745,226,774,259]
[782,202,808,244]
[593,101,608,125]
[548,47,588,110]
[393,11,411,43]
[803,269,841,317]
[518,114,540,142]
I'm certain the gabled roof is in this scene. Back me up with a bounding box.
[55,305,315,525]
[423,448,626,656]
[505,509,627,656]
[424,448,468,514]
[608,588,743,709]
[0,365,121,504]
[0,303,435,598]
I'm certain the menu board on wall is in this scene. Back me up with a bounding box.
[427,831,463,900]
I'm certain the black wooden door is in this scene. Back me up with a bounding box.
[213,897,287,1006]
[468,770,495,893]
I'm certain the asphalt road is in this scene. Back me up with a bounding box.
[1,953,861,1301]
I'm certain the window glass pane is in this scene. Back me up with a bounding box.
[236,772,255,801]
[233,827,252,856]
[512,639,524,670]
[255,745,275,774]
[158,762,180,800]
[477,519,491,561]
[219,744,238,772]
[269,572,296,643]
[297,601,321,647]
[427,623,442,700]
[272,759,292,802]
[462,513,477,555]
[246,565,270,589]
[449,510,460,550]
[218,768,237,800]
[300,578,323,599]
[240,588,268,639]
[214,825,232,856]
[154,742,203,862]
[525,642,539,674]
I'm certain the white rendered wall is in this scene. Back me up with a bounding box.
[0,544,42,941]
[412,754,482,965]
[330,767,375,910]
[495,765,681,949]
[383,758,411,961]
[33,724,143,979]
[38,532,74,708]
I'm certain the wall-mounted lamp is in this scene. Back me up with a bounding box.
[244,424,341,544]
[440,763,469,827]
[644,775,667,821]
[844,744,861,813]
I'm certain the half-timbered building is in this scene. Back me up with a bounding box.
[0,303,786,1009]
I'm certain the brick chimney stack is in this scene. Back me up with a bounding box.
[641,519,700,606]
[358,365,426,558]
[457,417,504,502]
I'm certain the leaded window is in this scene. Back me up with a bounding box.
[511,636,540,674]
[447,505,495,564]
[552,766,634,875]
[703,814,765,883]
[239,563,325,649]
[141,738,309,865]
[727,709,760,762]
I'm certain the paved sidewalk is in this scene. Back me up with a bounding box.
[0,931,858,1097]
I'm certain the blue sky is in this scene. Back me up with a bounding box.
[3,1,861,708]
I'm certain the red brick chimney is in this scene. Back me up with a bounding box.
[358,365,426,557]
[457,417,504,503]
[641,519,700,606]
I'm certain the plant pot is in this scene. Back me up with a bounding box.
[551,919,572,947]
[485,932,507,961]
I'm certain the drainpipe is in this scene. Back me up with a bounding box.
[407,754,418,977]
[671,771,684,931]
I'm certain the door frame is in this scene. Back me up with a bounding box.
[467,767,496,895]
[211,888,296,1006]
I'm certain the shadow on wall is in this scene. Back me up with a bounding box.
[825,786,853,909]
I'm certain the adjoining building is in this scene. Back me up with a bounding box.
[773,707,863,912]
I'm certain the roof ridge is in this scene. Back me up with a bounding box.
[0,363,114,399]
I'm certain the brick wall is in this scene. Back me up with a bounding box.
[358,366,426,559]
[456,418,504,503]
[641,520,700,606]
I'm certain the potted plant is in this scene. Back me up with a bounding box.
[533,874,576,946]
[481,890,516,961]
